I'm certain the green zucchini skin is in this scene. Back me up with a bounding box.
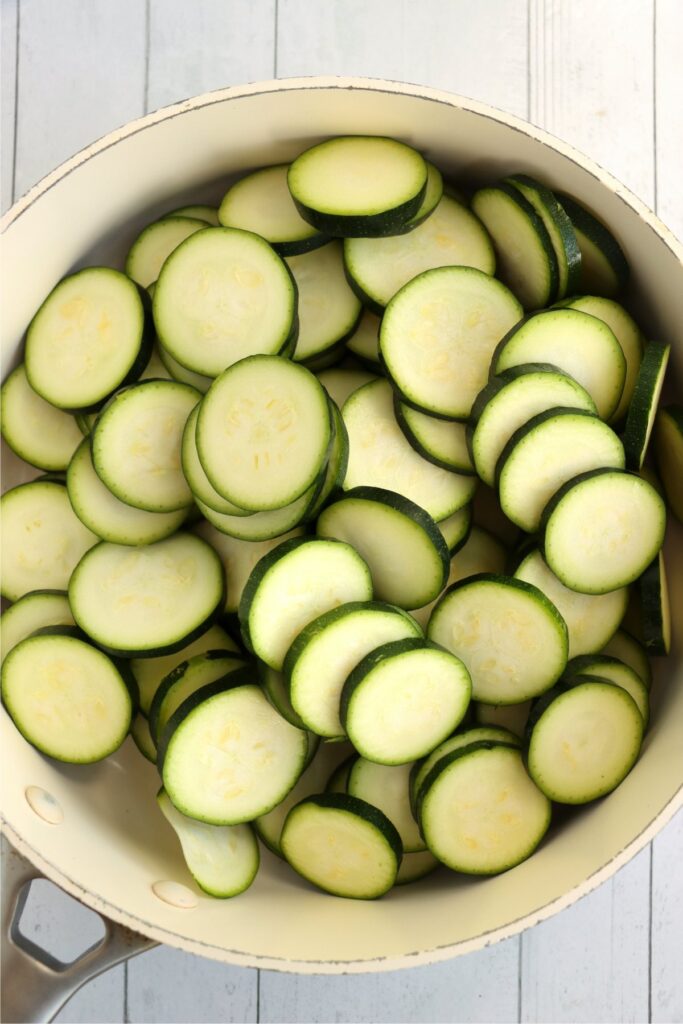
[284,792,403,868]
[623,340,671,470]
[556,194,629,296]
[639,552,670,656]
[654,403,683,522]
[505,174,581,298]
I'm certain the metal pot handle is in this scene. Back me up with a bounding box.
[1,838,157,1024]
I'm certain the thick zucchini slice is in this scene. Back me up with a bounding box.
[288,136,427,237]
[640,550,671,656]
[654,404,683,521]
[1,363,82,471]
[1,632,132,763]
[196,480,320,542]
[623,340,671,470]
[305,399,350,518]
[410,726,522,812]
[436,505,473,555]
[287,242,362,362]
[398,161,444,232]
[380,266,522,419]
[427,574,568,703]
[258,662,307,731]
[601,629,652,689]
[347,759,424,853]
[317,487,449,609]
[0,589,74,666]
[158,344,213,394]
[149,650,246,743]
[396,850,440,885]
[565,655,650,726]
[542,470,666,595]
[125,216,206,288]
[556,194,629,297]
[344,194,494,313]
[395,400,475,474]
[505,174,581,299]
[181,406,251,516]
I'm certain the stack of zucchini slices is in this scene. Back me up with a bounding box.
[1,134,678,902]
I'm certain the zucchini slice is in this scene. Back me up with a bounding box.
[154,227,297,376]
[218,164,329,255]
[601,629,652,690]
[496,408,625,532]
[436,505,473,555]
[395,400,475,474]
[347,758,424,853]
[325,754,356,794]
[341,379,477,522]
[1,363,82,471]
[317,366,378,410]
[505,174,581,299]
[181,406,251,516]
[167,205,220,226]
[514,548,627,659]
[159,677,308,825]
[396,850,440,885]
[380,266,522,419]
[125,216,206,288]
[131,712,157,762]
[157,788,259,898]
[238,537,372,671]
[287,242,362,362]
[68,438,188,545]
[158,344,213,393]
[149,650,246,743]
[565,655,650,726]
[0,590,75,666]
[288,136,427,238]
[623,340,671,470]
[398,161,444,232]
[25,268,151,412]
[419,743,551,874]
[305,399,350,519]
[317,487,449,609]
[427,574,568,703]
[468,363,597,487]
[556,194,629,297]
[473,702,532,739]
[197,356,331,512]
[542,470,666,595]
[341,638,471,764]
[343,194,494,314]
[654,404,683,522]
[283,601,421,739]
[492,309,626,421]
[196,480,320,542]
[259,662,307,731]
[640,550,671,656]
[92,379,199,513]
[69,533,224,658]
[1,632,132,763]
[527,680,642,803]
[471,184,558,309]
[0,480,97,602]
[281,793,402,899]
[345,310,382,368]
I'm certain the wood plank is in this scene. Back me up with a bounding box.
[655,0,683,240]
[54,969,127,1024]
[529,0,655,202]
[125,946,257,1024]
[259,936,520,1023]
[277,0,528,117]
[1,0,17,211]
[146,0,276,112]
[13,0,146,199]
[520,846,650,1023]
[651,808,683,1022]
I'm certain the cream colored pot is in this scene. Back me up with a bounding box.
[1,76,682,1009]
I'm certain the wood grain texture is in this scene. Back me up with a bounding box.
[655,0,683,240]
[147,0,276,112]
[259,937,520,1023]
[651,808,683,1023]
[0,0,17,211]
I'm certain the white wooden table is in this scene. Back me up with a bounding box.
[1,2,682,1021]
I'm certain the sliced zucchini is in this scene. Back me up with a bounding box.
[325,754,356,795]
[67,438,187,545]
[654,404,683,522]
[527,680,642,803]
[196,480,319,542]
[505,174,581,299]
[564,655,650,726]
[138,346,174,382]
[149,650,246,743]
[398,161,444,231]
[0,480,97,602]
[471,184,558,309]
[496,408,625,532]
[341,638,471,764]
[166,205,219,225]
[288,136,427,237]
[1,632,132,763]
[396,850,440,885]
[130,622,238,716]
[514,548,627,658]
[343,194,494,313]
[305,399,350,518]
[284,601,422,739]
[25,268,151,411]
[69,533,224,658]
[473,701,532,739]
[560,296,644,423]
[197,356,331,512]
[542,470,666,595]
[380,267,522,419]
[419,743,551,874]
[0,590,74,666]
[154,227,297,376]
[1,363,83,471]
[342,379,477,521]
[218,164,328,255]
[347,758,424,853]
[492,309,626,421]
[640,550,671,656]
[159,677,308,824]
[345,310,382,368]
[158,788,259,898]
[317,487,449,609]
[436,505,472,555]
[125,216,206,288]
[286,242,362,362]
[92,379,199,513]
[556,193,629,297]
[623,340,671,470]
[259,662,307,730]
[395,400,475,474]
[601,630,652,690]
[427,574,568,703]
[239,537,372,671]
[131,713,157,762]
[158,344,213,393]
[180,406,251,516]
[317,366,378,409]
[468,363,597,487]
